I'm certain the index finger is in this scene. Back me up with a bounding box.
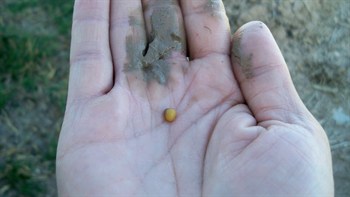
[69,0,113,100]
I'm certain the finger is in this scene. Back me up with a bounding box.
[110,0,147,86]
[117,0,186,86]
[180,0,231,59]
[231,21,312,124]
[69,0,113,100]
[142,0,187,55]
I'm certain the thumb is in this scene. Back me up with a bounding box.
[231,21,313,125]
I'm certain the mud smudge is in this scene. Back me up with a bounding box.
[125,6,185,85]
[232,29,244,61]
[206,0,223,17]
[207,0,221,10]
[232,29,254,79]
[241,53,254,79]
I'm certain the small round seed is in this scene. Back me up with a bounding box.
[164,108,177,123]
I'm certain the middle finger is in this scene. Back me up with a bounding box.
[140,0,187,85]
[142,0,187,55]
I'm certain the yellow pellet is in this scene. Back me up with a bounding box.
[164,108,177,123]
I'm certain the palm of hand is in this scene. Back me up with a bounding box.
[58,47,239,195]
[57,0,333,196]
[57,49,331,196]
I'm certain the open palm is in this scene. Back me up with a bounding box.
[56,0,333,196]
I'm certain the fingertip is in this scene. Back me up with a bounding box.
[232,21,284,79]
[180,0,231,59]
[232,20,285,84]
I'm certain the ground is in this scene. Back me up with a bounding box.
[0,0,349,196]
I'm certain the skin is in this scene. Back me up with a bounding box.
[57,0,334,196]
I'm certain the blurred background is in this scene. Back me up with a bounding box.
[0,0,349,196]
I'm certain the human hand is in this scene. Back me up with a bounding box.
[56,0,334,196]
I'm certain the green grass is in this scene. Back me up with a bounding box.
[0,0,72,196]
